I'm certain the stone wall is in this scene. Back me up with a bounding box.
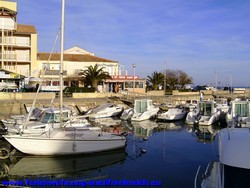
[72,92,119,98]
[0,92,55,100]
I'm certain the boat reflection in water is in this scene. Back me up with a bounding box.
[157,120,184,131]
[188,123,220,143]
[131,120,158,139]
[89,117,122,127]
[0,141,126,179]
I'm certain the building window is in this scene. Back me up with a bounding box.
[125,82,133,88]
[52,81,59,86]
[137,82,144,88]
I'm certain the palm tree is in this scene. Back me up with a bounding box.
[78,65,111,91]
[147,71,164,90]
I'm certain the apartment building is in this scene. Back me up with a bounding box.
[0,0,38,78]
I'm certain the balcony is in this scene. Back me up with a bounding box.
[0,36,31,47]
[0,53,31,62]
[44,70,67,76]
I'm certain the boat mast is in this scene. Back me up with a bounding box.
[60,0,65,126]
[164,61,166,101]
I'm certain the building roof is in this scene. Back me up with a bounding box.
[64,46,94,56]
[0,1,17,13]
[37,52,118,63]
[16,24,37,34]
[0,6,16,15]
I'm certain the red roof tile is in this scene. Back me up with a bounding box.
[37,53,118,63]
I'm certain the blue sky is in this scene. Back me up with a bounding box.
[17,0,250,87]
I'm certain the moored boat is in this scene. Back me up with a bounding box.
[157,107,187,121]
[131,99,159,121]
[186,100,222,126]
[195,127,250,188]
[86,103,124,119]
[226,99,250,128]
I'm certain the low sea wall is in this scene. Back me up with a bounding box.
[0,89,249,101]
[0,92,55,100]
[72,92,119,99]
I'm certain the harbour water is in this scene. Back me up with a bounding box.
[0,119,222,188]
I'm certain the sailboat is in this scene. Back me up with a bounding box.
[3,0,127,155]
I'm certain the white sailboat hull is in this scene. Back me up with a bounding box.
[4,131,126,155]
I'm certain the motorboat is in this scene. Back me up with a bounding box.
[5,82,18,90]
[195,127,250,188]
[0,82,7,91]
[198,101,222,125]
[1,107,48,127]
[185,109,199,125]
[0,81,17,91]
[214,98,230,114]
[131,99,159,121]
[226,99,250,128]
[120,107,134,121]
[86,103,124,119]
[6,107,93,135]
[186,100,222,126]
[157,107,187,121]
[158,102,176,111]
[184,99,198,111]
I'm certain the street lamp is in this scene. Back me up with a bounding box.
[132,64,136,100]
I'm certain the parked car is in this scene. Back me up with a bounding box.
[191,85,211,92]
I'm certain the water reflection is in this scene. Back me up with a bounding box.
[157,120,184,131]
[89,117,122,127]
[0,139,126,180]
[187,123,220,143]
[0,117,225,188]
[131,120,158,139]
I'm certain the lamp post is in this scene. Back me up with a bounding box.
[132,64,136,100]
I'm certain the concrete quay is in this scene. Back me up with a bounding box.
[0,97,109,119]
[0,89,249,119]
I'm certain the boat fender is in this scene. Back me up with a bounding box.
[0,163,9,176]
